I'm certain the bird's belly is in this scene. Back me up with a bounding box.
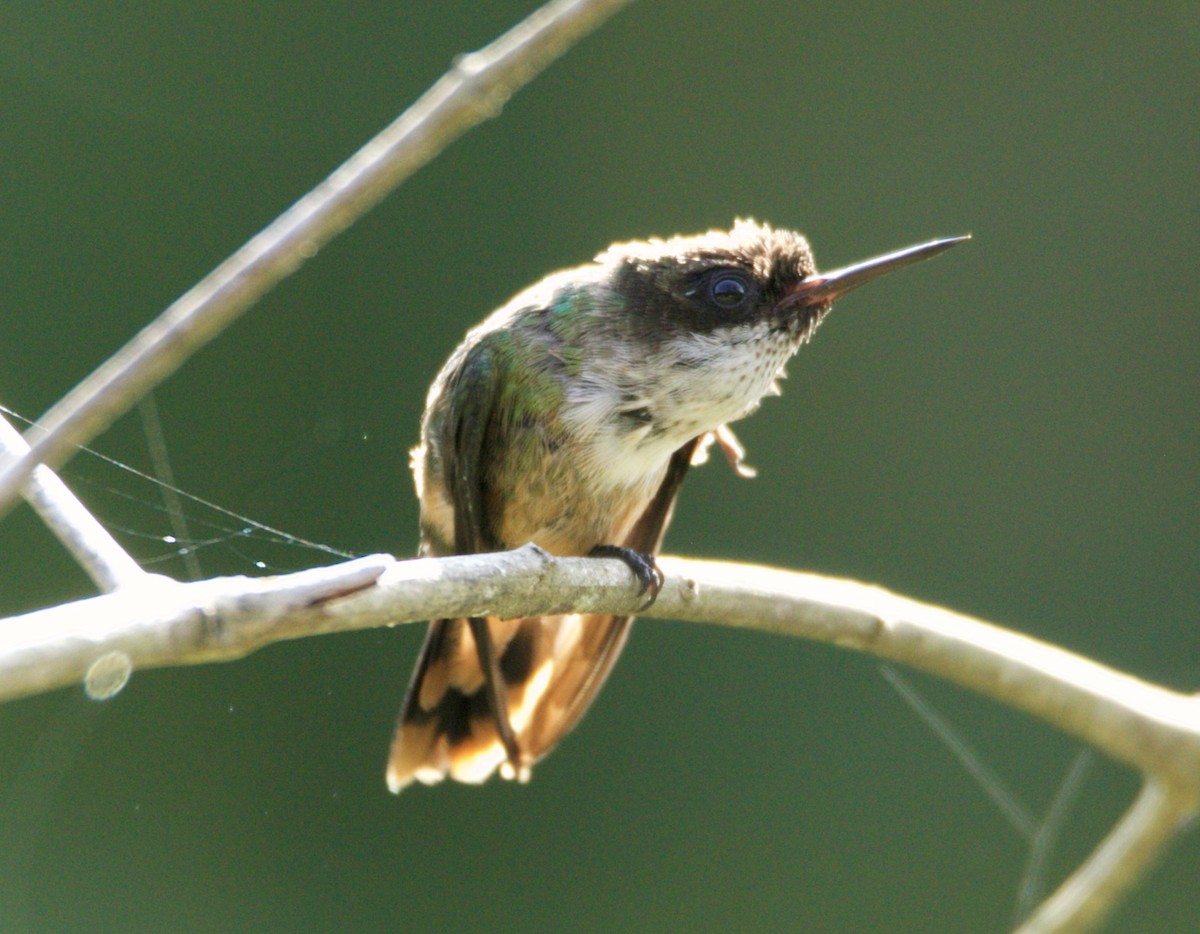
[496,475,658,556]
[415,418,671,559]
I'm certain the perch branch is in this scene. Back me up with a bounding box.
[0,548,1196,932]
[0,549,1197,787]
[0,0,635,521]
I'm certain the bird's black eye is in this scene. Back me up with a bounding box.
[708,271,753,309]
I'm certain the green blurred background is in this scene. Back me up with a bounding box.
[0,2,1196,931]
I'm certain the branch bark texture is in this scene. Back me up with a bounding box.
[0,547,1195,932]
[2,548,1197,793]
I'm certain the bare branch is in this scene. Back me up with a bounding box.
[2,549,1197,785]
[1017,778,1197,934]
[0,412,146,592]
[1,547,1196,931]
[0,555,393,702]
[0,0,635,521]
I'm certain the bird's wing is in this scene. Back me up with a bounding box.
[387,338,701,791]
[518,434,700,763]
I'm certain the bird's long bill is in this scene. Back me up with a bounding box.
[782,234,970,307]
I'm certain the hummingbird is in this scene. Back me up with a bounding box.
[387,219,966,792]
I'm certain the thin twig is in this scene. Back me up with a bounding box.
[0,0,635,520]
[0,412,146,592]
[137,394,202,581]
[1015,750,1096,925]
[1016,777,1196,934]
[880,664,1037,840]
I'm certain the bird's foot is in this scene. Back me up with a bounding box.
[589,544,664,610]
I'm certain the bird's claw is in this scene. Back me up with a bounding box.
[589,544,664,610]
